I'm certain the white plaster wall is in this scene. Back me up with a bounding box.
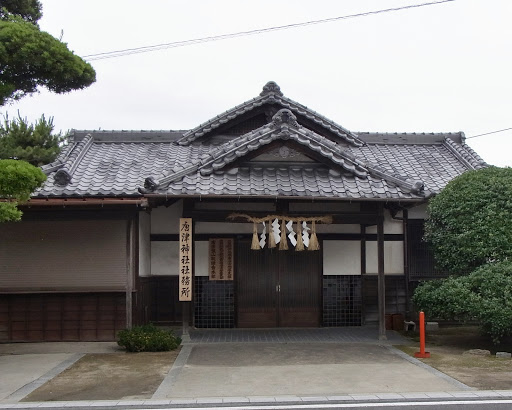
[289,202,360,212]
[194,202,276,211]
[151,201,183,234]
[138,212,151,277]
[366,210,403,234]
[323,241,361,275]
[195,222,253,234]
[408,203,428,219]
[150,240,209,277]
[151,241,179,276]
[195,241,209,276]
[316,224,360,234]
[365,241,404,274]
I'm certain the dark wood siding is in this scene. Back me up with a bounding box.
[407,219,448,279]
[363,275,406,323]
[279,250,321,327]
[237,241,321,327]
[137,277,182,325]
[237,245,278,327]
[0,293,126,342]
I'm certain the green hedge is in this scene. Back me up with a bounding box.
[117,324,182,352]
[413,261,512,344]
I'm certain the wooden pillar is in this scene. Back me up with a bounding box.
[181,303,191,342]
[377,204,386,340]
[360,224,366,325]
[126,218,135,329]
[402,209,411,319]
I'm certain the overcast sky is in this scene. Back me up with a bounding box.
[3,0,511,166]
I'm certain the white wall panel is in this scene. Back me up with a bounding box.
[365,241,404,274]
[408,204,428,219]
[316,224,360,234]
[138,212,151,277]
[151,201,183,234]
[323,241,361,275]
[195,222,253,234]
[150,240,209,276]
[151,241,179,276]
[366,210,403,234]
[289,202,360,212]
[194,202,275,211]
[195,241,209,276]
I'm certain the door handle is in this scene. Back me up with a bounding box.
[276,284,281,292]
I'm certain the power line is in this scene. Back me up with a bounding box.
[467,127,512,139]
[84,0,455,61]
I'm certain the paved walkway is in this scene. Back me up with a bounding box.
[2,391,512,409]
[1,327,512,409]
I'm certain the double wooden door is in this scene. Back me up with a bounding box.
[237,241,321,327]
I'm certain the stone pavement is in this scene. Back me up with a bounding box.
[153,342,469,400]
[1,327,512,409]
[188,326,407,343]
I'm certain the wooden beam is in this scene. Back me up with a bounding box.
[377,204,387,340]
[185,209,378,225]
[403,209,411,319]
[360,224,367,325]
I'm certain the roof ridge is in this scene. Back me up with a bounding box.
[176,95,268,145]
[71,129,187,134]
[175,81,364,147]
[40,142,74,175]
[140,109,423,195]
[357,131,464,136]
[443,137,487,170]
[53,134,94,186]
[276,96,362,146]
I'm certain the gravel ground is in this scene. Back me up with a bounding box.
[22,349,180,402]
[397,326,512,390]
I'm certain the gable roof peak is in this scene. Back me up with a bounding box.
[176,81,364,147]
[260,81,283,97]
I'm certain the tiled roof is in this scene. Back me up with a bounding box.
[176,81,364,147]
[35,82,487,202]
[141,109,425,196]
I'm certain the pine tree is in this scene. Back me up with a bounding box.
[0,114,63,166]
[0,0,95,105]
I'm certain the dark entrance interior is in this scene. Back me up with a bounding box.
[237,241,321,327]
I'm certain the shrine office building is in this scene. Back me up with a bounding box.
[0,82,486,342]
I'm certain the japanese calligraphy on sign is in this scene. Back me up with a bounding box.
[179,218,193,301]
[209,238,234,281]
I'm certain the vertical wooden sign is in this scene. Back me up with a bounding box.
[209,238,234,280]
[226,238,233,280]
[209,238,218,280]
[179,218,192,301]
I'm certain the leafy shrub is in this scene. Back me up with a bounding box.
[117,324,181,352]
[425,167,512,274]
[413,261,512,344]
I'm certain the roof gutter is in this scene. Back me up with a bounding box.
[23,198,149,207]
[140,193,427,203]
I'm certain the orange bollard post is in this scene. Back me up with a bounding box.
[414,311,430,358]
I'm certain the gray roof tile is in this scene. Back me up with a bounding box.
[34,84,487,202]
